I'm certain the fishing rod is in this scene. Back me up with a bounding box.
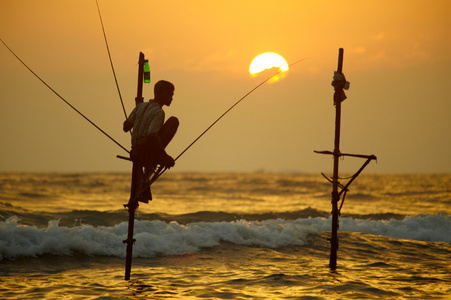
[95,0,127,120]
[0,38,130,154]
[131,57,308,201]
[174,58,307,162]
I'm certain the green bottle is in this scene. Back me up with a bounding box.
[144,60,150,83]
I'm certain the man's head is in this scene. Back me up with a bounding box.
[154,80,175,107]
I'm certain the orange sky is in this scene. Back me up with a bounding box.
[1,0,450,173]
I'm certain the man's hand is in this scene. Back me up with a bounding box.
[123,120,133,132]
[161,154,175,168]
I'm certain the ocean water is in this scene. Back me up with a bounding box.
[0,172,450,299]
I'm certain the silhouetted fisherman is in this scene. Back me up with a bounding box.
[123,80,179,202]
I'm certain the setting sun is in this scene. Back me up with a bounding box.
[249,52,289,76]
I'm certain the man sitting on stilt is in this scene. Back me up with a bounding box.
[123,80,179,202]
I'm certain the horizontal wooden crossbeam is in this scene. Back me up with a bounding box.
[314,150,377,160]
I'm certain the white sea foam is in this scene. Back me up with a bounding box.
[291,213,451,243]
[1,214,449,260]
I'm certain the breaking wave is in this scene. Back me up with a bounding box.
[1,213,449,261]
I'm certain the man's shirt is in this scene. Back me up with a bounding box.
[126,101,165,149]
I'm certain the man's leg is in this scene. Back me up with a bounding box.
[159,116,179,149]
[142,116,179,185]
[134,117,178,202]
[138,116,178,171]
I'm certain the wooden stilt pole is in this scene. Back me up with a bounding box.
[124,164,140,280]
[124,52,146,281]
[315,48,376,271]
[329,48,344,271]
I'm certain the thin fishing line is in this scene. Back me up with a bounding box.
[96,0,127,119]
[1,38,130,154]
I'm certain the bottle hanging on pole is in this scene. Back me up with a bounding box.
[144,59,151,83]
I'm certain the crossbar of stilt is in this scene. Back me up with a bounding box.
[314,150,376,160]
